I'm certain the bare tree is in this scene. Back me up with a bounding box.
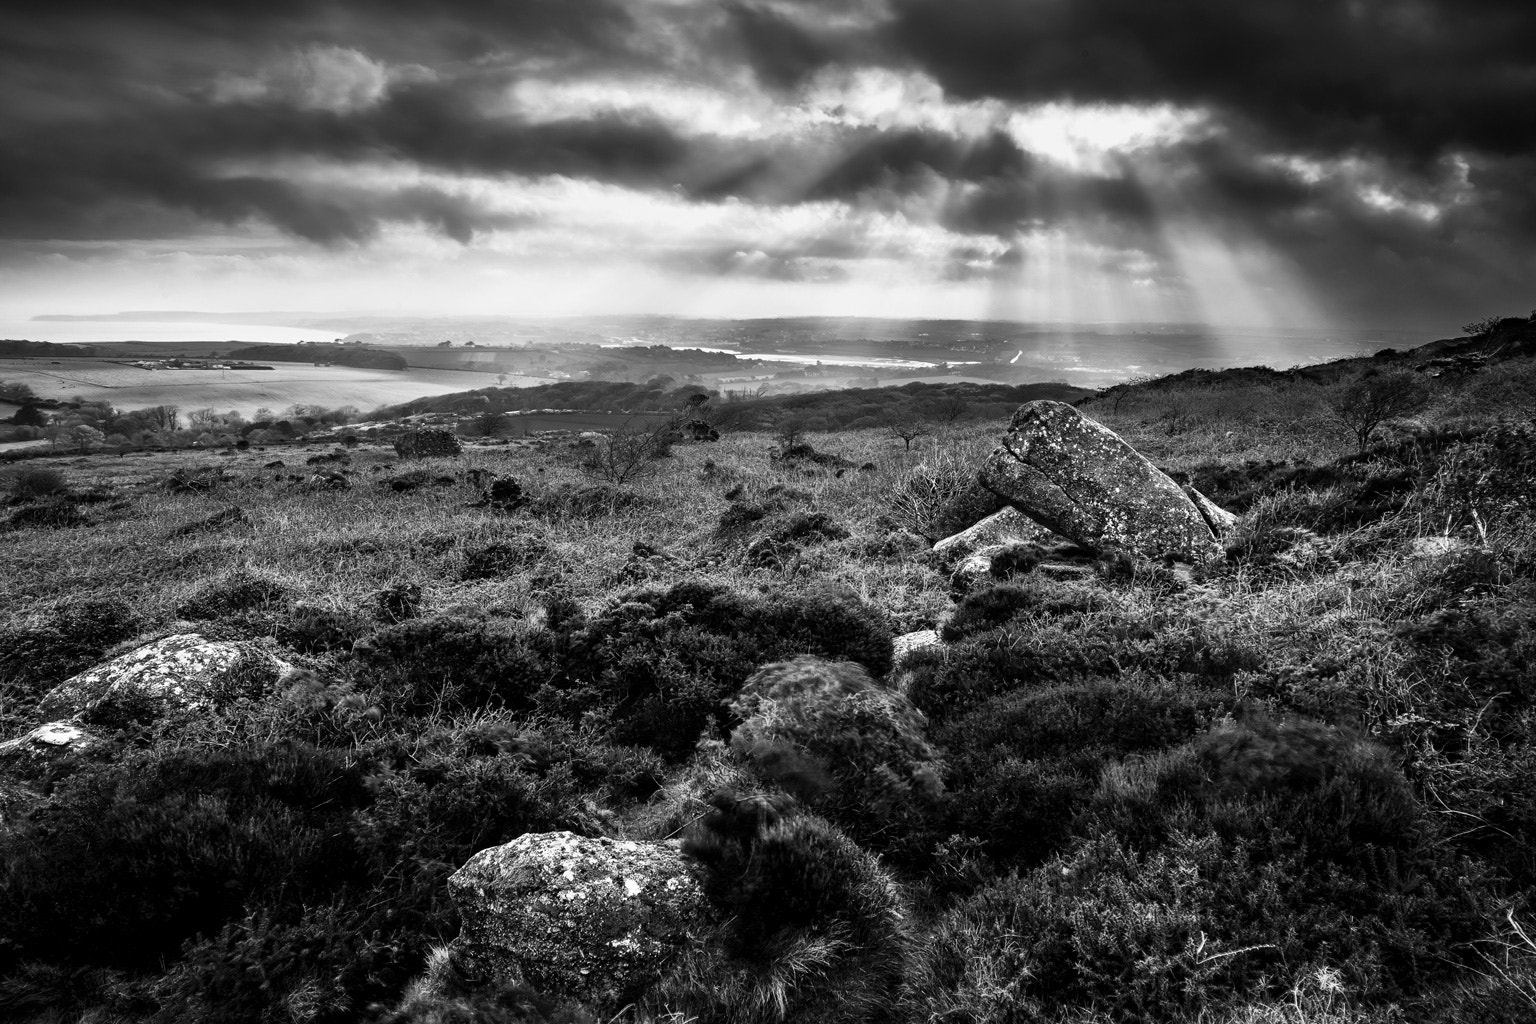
[1331,369,1432,451]
[772,413,812,455]
[931,393,968,426]
[1462,315,1507,338]
[883,412,928,451]
[1106,375,1157,414]
[577,416,678,484]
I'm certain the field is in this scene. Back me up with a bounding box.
[3,339,1536,1023]
[0,358,553,416]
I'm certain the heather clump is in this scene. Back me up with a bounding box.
[729,656,944,849]
[175,567,293,620]
[663,792,912,1024]
[351,615,554,716]
[551,580,893,759]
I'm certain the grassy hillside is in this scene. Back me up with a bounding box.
[2,344,1535,1022]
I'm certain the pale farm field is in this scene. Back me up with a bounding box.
[0,359,541,416]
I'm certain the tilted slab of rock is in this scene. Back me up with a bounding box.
[446,831,710,1013]
[979,401,1232,563]
[931,506,1056,562]
[39,633,290,719]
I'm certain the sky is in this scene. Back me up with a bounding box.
[1,0,1533,333]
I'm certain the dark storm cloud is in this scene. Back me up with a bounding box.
[0,0,678,242]
[0,67,693,242]
[805,129,1030,201]
[0,0,1530,327]
[886,0,1536,159]
[724,3,839,90]
[0,0,636,62]
[0,134,526,245]
[686,127,1030,205]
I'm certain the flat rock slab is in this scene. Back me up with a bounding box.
[447,831,710,1013]
[931,507,1056,563]
[39,633,289,719]
[979,401,1229,563]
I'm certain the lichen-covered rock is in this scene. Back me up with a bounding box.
[1183,483,1238,537]
[979,401,1230,562]
[445,831,710,1013]
[38,633,290,720]
[394,428,464,458]
[931,506,1055,563]
[0,721,98,777]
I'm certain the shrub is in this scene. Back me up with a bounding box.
[0,597,141,699]
[1416,423,1536,532]
[939,580,1109,643]
[380,950,598,1023]
[394,429,464,459]
[460,538,550,581]
[663,793,910,1024]
[729,657,944,848]
[525,483,645,519]
[275,604,372,655]
[176,568,292,620]
[4,498,86,530]
[1331,369,1433,451]
[374,581,424,623]
[0,741,372,970]
[911,601,1197,723]
[742,512,850,568]
[573,417,676,484]
[8,466,67,500]
[556,581,893,759]
[937,677,1224,867]
[352,616,553,716]
[919,804,1494,1023]
[163,468,227,493]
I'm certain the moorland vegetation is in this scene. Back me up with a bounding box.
[2,316,1536,1022]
